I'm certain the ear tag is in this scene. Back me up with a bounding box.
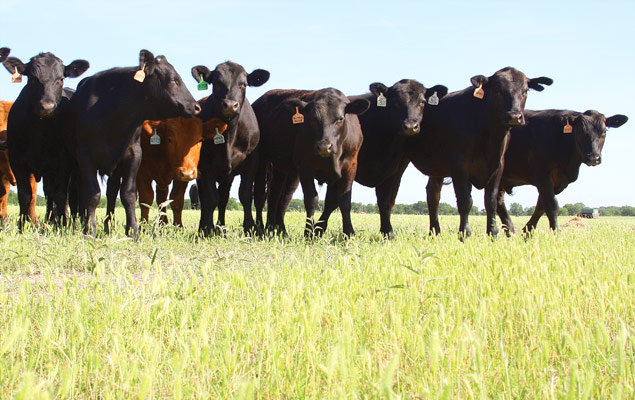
[213,127,225,144]
[11,67,21,83]
[473,83,484,99]
[427,91,439,106]
[150,128,161,145]
[292,107,304,124]
[197,77,208,91]
[563,119,573,134]
[133,63,146,83]
[377,93,387,107]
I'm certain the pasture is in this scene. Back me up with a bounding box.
[1,205,634,398]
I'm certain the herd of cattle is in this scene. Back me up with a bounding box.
[0,47,628,239]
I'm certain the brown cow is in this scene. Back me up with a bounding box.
[0,101,37,223]
[136,115,227,226]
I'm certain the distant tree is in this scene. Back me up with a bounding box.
[559,207,569,216]
[509,202,524,216]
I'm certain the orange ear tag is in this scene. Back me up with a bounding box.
[563,119,573,134]
[473,83,484,99]
[292,107,304,124]
[133,63,146,83]
[11,67,21,83]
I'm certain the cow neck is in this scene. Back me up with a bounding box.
[557,117,583,182]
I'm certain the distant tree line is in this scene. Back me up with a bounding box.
[6,191,635,216]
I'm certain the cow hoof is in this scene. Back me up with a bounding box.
[381,230,395,240]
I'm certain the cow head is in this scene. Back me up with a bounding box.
[471,67,552,128]
[137,50,201,120]
[2,52,89,117]
[0,48,9,64]
[143,117,227,181]
[284,88,369,158]
[370,79,448,136]
[191,62,269,122]
[567,111,628,166]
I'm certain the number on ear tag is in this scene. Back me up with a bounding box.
[473,83,484,99]
[11,67,21,83]
[134,63,146,83]
[563,119,573,134]
[377,93,387,107]
[197,78,208,91]
[150,128,161,145]
[213,128,225,144]
[427,91,439,106]
[292,107,304,124]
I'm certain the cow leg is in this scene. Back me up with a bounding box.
[265,167,286,233]
[104,174,121,234]
[426,177,443,235]
[278,174,299,235]
[169,180,187,227]
[68,170,80,221]
[452,174,473,239]
[254,160,268,230]
[13,167,34,230]
[119,144,142,238]
[300,175,319,238]
[338,183,354,237]
[523,198,545,233]
[496,191,515,236]
[137,177,154,225]
[484,173,504,237]
[537,183,559,231]
[154,184,170,225]
[43,174,56,222]
[216,179,232,228]
[78,164,101,236]
[197,173,218,237]
[239,155,259,235]
[315,183,338,236]
[27,174,38,225]
[0,178,9,224]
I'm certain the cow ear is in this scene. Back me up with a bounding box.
[0,48,9,64]
[345,98,370,115]
[247,69,270,87]
[369,82,388,97]
[283,98,308,115]
[528,76,553,92]
[139,49,156,76]
[3,57,26,75]
[606,114,628,128]
[191,65,211,84]
[425,84,448,101]
[470,75,488,88]
[202,118,228,140]
[64,60,90,78]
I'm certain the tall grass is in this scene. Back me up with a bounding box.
[1,205,634,398]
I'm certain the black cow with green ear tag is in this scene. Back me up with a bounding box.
[61,49,200,238]
[189,61,270,236]
[408,67,552,239]
[2,51,89,230]
[348,79,448,239]
[497,109,628,234]
[252,88,370,238]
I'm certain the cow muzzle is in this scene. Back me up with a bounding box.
[505,112,524,127]
[39,101,56,117]
[176,168,198,181]
[584,154,601,166]
[221,99,239,116]
[402,120,420,135]
[315,142,335,158]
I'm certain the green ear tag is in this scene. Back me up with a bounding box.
[150,127,161,145]
[197,77,208,91]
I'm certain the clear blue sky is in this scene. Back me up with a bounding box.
[2,0,633,208]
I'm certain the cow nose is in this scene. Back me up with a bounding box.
[316,143,334,157]
[222,99,239,115]
[193,103,202,115]
[177,169,197,181]
[40,101,55,113]
[586,154,601,166]
[402,121,420,135]
[506,112,523,126]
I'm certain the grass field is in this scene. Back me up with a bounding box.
[1,205,634,399]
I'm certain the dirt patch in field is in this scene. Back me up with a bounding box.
[562,216,589,228]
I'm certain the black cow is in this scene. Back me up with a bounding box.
[2,52,89,228]
[0,48,9,63]
[189,183,199,210]
[63,50,200,237]
[190,62,269,235]
[408,67,553,237]
[497,109,628,233]
[253,88,369,237]
[349,79,448,238]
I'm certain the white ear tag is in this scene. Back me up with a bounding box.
[427,91,439,106]
[213,127,225,144]
[150,127,161,145]
[377,93,387,107]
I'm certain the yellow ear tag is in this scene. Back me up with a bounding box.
[11,67,21,83]
[473,83,484,99]
[563,119,573,134]
[292,107,304,124]
[133,63,146,83]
